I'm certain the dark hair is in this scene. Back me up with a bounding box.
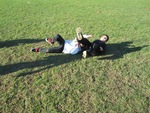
[104,34,109,42]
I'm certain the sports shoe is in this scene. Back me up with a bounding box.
[31,48,39,52]
[76,27,83,40]
[82,50,87,58]
[45,38,54,44]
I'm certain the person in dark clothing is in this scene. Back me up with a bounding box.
[76,27,109,58]
[31,32,92,55]
[31,34,65,53]
[31,27,109,58]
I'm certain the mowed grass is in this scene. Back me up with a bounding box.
[0,0,150,112]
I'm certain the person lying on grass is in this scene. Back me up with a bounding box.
[76,27,109,58]
[31,30,92,55]
[31,27,109,58]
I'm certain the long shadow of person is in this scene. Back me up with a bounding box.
[98,41,148,60]
[0,39,43,48]
[0,54,81,77]
[0,41,147,77]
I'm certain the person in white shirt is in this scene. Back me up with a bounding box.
[31,33,92,55]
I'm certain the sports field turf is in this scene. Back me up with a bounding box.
[0,0,150,112]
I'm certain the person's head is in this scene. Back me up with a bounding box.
[100,34,109,42]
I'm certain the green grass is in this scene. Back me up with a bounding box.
[0,0,150,112]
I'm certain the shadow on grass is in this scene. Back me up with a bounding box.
[0,41,147,77]
[0,39,43,48]
[0,54,81,77]
[98,41,148,60]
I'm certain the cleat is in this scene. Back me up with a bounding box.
[76,27,83,40]
[45,38,54,44]
[82,50,87,58]
[31,48,39,52]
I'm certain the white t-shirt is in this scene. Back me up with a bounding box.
[62,35,88,55]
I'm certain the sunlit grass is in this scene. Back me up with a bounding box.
[0,0,150,112]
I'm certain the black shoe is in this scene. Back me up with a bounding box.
[31,48,39,52]
[76,27,83,40]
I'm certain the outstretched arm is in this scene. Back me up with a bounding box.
[83,34,93,38]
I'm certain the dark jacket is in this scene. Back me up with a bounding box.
[88,40,106,56]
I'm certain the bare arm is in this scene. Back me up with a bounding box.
[83,34,93,38]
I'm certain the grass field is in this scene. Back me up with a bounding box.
[0,0,150,112]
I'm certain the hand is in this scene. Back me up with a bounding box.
[100,47,103,51]
[88,35,93,38]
